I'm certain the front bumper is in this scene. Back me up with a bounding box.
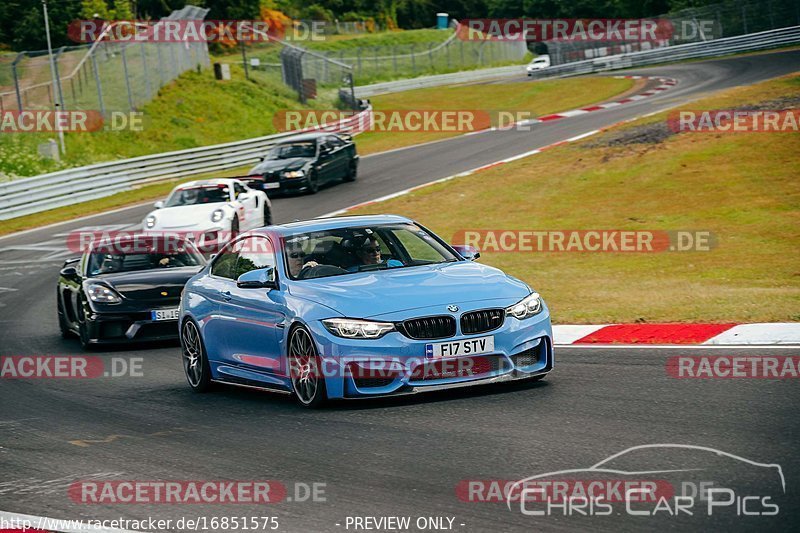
[248,173,310,194]
[307,310,553,399]
[84,311,179,344]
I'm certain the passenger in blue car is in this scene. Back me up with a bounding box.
[346,234,403,271]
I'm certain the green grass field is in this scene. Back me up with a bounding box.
[347,74,800,323]
[0,63,334,179]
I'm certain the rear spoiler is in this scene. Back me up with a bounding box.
[226,174,265,182]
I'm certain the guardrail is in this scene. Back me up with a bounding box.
[356,26,800,96]
[528,25,800,79]
[354,65,526,97]
[0,108,372,220]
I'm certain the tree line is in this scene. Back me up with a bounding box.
[0,0,780,52]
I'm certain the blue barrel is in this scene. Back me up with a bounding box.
[436,13,449,30]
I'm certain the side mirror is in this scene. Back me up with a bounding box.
[153,200,164,209]
[236,267,278,289]
[238,193,249,201]
[60,266,78,278]
[451,244,481,261]
[319,145,331,156]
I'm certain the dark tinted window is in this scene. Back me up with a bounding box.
[210,242,239,279]
[233,237,276,279]
[87,239,204,276]
[165,185,231,207]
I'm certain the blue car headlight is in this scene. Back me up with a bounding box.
[505,292,543,320]
[322,318,396,339]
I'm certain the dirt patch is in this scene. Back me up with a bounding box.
[586,95,800,149]
[585,121,674,148]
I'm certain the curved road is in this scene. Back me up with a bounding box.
[0,49,799,532]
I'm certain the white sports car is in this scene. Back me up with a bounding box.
[143,178,272,253]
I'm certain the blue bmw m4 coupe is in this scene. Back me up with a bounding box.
[179,215,553,407]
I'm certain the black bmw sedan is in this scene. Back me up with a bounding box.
[56,234,206,348]
[244,132,359,195]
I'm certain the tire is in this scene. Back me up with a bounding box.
[343,160,357,182]
[288,325,327,408]
[306,171,319,194]
[57,293,71,339]
[181,319,213,392]
[262,202,272,227]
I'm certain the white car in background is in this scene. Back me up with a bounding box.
[526,55,551,75]
[143,178,272,253]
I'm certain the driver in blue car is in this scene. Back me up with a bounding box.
[348,234,403,271]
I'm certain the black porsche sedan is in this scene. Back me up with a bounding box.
[56,234,206,348]
[244,132,359,195]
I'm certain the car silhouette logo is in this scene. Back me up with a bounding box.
[447,305,459,313]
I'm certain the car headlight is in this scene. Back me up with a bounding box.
[145,215,157,229]
[506,292,543,320]
[322,318,396,339]
[86,283,122,304]
[211,209,225,223]
[282,170,305,179]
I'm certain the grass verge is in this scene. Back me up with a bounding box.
[0,64,334,179]
[356,76,635,154]
[346,74,800,323]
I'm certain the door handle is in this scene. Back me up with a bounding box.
[221,290,232,301]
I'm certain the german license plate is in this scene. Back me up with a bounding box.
[151,308,179,321]
[263,182,280,190]
[425,335,494,359]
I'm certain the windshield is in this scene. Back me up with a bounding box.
[165,185,231,207]
[283,223,459,280]
[88,241,205,276]
[266,142,317,159]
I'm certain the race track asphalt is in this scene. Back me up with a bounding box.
[0,48,798,532]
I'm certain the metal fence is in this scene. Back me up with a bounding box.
[544,0,800,66]
[0,5,210,114]
[278,22,528,96]
[0,106,372,220]
[528,25,800,80]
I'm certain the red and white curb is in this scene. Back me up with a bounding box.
[321,78,677,217]
[459,75,678,134]
[553,323,800,346]
[536,76,677,121]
